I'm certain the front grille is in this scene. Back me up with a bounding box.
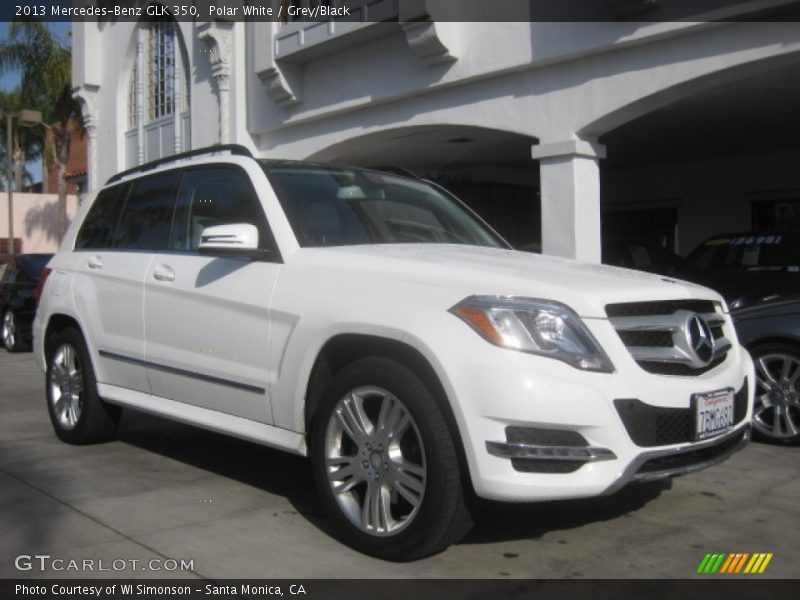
[606,299,731,377]
[618,330,673,348]
[615,380,748,447]
[606,300,716,318]
[635,430,745,476]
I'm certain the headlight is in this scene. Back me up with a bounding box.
[449,296,614,373]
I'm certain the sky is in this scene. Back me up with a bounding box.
[1,21,73,186]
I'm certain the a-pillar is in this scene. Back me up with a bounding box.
[531,139,606,263]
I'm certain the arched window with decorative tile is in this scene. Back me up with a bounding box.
[125,8,190,168]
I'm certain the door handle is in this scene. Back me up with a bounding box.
[152,264,175,282]
[87,255,103,270]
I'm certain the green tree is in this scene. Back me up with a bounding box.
[0,22,82,240]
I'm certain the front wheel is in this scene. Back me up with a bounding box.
[310,357,474,561]
[751,342,800,445]
[46,328,120,444]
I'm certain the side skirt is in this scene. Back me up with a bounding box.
[97,383,307,456]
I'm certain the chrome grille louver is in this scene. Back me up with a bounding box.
[607,300,732,376]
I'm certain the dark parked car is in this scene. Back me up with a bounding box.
[733,294,800,444]
[0,253,53,352]
[602,238,689,276]
[683,232,800,310]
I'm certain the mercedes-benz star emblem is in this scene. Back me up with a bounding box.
[687,314,714,364]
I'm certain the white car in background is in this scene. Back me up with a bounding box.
[34,145,753,560]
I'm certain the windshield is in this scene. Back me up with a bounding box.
[262,164,506,249]
[687,234,800,272]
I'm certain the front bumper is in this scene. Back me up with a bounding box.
[603,423,750,493]
[427,314,755,502]
[484,421,749,494]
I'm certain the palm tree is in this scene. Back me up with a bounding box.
[0,22,81,240]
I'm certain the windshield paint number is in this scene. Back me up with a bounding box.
[730,235,783,246]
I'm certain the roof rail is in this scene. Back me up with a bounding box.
[106,144,254,185]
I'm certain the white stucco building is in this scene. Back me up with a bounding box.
[72,0,800,261]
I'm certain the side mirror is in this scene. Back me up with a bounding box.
[198,223,266,257]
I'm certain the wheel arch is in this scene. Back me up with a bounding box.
[43,313,84,359]
[747,336,800,354]
[303,333,474,494]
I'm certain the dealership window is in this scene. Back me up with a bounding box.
[752,197,800,231]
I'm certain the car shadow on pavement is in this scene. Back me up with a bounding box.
[115,407,671,548]
[462,481,672,545]
[114,409,330,524]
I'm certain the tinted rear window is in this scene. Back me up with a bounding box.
[113,172,181,251]
[75,185,128,249]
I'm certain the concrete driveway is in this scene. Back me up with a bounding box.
[1,350,798,580]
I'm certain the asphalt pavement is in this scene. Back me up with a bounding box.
[1,350,798,580]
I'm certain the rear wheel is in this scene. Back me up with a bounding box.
[310,357,473,561]
[46,328,120,444]
[751,342,800,445]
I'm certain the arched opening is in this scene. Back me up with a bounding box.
[590,54,800,257]
[307,125,542,249]
[124,4,191,168]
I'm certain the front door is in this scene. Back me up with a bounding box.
[143,164,281,423]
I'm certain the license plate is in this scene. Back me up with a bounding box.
[693,388,735,441]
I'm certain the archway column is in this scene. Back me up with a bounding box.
[72,85,98,194]
[532,139,606,263]
[199,22,233,145]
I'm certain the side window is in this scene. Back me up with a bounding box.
[0,260,9,282]
[171,166,274,253]
[114,172,181,251]
[75,184,128,250]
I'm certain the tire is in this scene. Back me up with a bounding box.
[2,308,25,352]
[46,328,120,444]
[310,357,474,561]
[751,342,800,445]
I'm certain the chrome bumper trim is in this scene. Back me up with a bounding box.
[603,424,750,495]
[486,441,617,462]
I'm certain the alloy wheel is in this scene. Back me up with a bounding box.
[324,385,426,536]
[48,343,84,431]
[753,352,800,441]
[2,310,16,351]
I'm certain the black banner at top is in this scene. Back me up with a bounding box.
[4,0,800,23]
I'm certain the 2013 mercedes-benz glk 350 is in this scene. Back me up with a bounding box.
[34,145,753,560]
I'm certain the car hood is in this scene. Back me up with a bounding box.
[289,244,722,319]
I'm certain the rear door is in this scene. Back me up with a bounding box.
[143,164,280,423]
[72,173,180,392]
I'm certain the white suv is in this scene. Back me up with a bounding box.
[34,145,754,560]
